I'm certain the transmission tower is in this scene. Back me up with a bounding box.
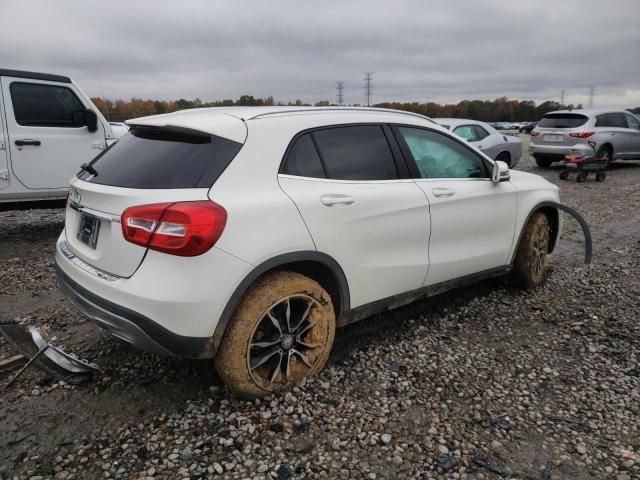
[560,89,566,106]
[336,81,345,106]
[588,86,595,108]
[363,72,373,106]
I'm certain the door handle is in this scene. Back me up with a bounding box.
[432,187,455,198]
[15,139,41,147]
[320,194,355,207]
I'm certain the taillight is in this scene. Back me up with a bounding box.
[569,131,595,138]
[121,201,227,256]
[530,131,540,136]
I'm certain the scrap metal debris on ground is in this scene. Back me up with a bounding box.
[0,320,98,388]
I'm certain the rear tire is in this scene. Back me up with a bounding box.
[214,271,335,398]
[596,145,612,162]
[511,212,550,289]
[534,156,553,168]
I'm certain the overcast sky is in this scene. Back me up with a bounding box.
[2,0,639,108]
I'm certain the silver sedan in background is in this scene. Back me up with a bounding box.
[435,118,523,168]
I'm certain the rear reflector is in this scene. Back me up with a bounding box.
[569,131,595,138]
[121,201,227,256]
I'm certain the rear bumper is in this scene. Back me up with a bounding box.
[56,264,213,358]
[529,142,592,158]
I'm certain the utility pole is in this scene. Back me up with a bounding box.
[560,89,566,106]
[363,72,373,106]
[588,86,595,108]
[336,81,345,106]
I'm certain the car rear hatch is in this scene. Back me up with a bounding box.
[63,113,246,278]
[534,113,589,146]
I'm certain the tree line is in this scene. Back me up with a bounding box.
[91,95,639,123]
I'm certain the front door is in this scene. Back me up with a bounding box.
[393,125,518,285]
[278,125,430,308]
[1,77,106,189]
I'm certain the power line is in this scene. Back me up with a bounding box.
[363,72,373,106]
[336,81,345,106]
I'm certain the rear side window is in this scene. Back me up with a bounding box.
[78,128,242,189]
[595,113,627,128]
[538,113,588,128]
[10,82,85,127]
[281,134,325,178]
[312,126,398,180]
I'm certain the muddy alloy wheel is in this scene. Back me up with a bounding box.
[214,271,335,398]
[511,212,550,289]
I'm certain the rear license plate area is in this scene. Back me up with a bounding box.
[77,213,100,249]
[544,134,563,142]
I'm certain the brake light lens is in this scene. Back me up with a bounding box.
[530,130,540,136]
[569,131,595,138]
[121,201,227,256]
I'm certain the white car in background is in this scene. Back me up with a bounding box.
[435,118,523,167]
[56,106,562,397]
[0,68,127,210]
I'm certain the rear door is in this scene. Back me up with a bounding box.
[393,125,517,285]
[595,112,629,157]
[0,87,8,189]
[622,112,640,158]
[0,76,106,189]
[278,125,430,308]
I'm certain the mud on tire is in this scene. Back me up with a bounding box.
[214,271,335,398]
[510,212,550,289]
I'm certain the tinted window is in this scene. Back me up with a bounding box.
[281,134,325,178]
[10,82,85,127]
[596,112,628,128]
[312,126,398,180]
[397,127,488,179]
[625,113,640,130]
[538,113,588,128]
[78,128,242,189]
[474,125,490,140]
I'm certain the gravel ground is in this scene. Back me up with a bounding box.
[0,136,639,480]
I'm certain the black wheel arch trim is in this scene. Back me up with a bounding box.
[513,201,592,264]
[212,251,351,352]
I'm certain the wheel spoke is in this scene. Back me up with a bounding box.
[267,311,283,335]
[251,338,281,349]
[251,347,280,371]
[292,301,313,332]
[291,349,313,368]
[297,340,321,350]
[296,320,317,337]
[267,351,283,386]
[285,297,292,332]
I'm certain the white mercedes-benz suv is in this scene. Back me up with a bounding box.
[56,107,562,397]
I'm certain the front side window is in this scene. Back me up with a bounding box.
[10,82,85,127]
[312,125,398,180]
[281,134,325,178]
[624,113,640,130]
[397,127,488,179]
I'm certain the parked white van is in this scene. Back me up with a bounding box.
[0,69,127,210]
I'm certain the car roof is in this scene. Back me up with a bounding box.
[545,109,629,117]
[127,107,442,143]
[434,118,488,127]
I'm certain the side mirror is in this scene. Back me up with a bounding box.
[492,160,510,183]
[72,109,98,132]
[83,109,98,133]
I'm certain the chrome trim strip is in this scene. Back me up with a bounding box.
[58,241,121,282]
[69,201,121,223]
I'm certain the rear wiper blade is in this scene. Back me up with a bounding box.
[79,163,97,176]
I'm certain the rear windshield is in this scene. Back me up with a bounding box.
[78,127,242,189]
[537,113,588,129]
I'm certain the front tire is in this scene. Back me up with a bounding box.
[495,151,511,167]
[511,212,550,289]
[214,271,336,398]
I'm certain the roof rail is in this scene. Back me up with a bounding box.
[248,107,436,123]
[0,68,71,83]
